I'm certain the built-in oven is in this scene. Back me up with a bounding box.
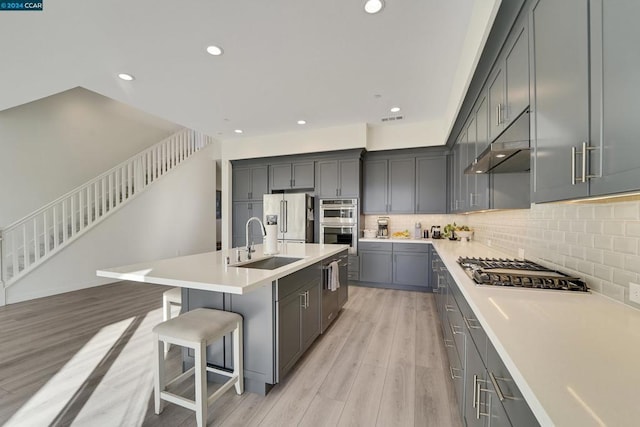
[320,199,358,254]
[319,199,357,224]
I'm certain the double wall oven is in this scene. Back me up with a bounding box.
[319,199,358,255]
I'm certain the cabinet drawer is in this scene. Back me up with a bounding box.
[392,242,429,253]
[347,271,360,281]
[359,241,392,251]
[277,262,320,300]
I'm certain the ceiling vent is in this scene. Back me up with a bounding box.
[381,115,404,122]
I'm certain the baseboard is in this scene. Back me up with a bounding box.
[351,280,433,293]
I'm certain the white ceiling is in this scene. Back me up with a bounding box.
[0,0,496,142]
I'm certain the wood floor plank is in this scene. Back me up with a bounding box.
[415,366,463,427]
[337,362,386,427]
[360,289,401,368]
[298,393,344,427]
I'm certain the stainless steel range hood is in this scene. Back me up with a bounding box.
[465,109,530,174]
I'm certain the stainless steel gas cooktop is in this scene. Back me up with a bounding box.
[457,257,589,292]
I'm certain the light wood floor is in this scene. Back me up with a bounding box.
[0,282,462,427]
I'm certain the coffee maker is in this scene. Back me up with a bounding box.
[377,216,389,238]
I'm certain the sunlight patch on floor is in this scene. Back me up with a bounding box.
[72,308,163,426]
[4,316,135,427]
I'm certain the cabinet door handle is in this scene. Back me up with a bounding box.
[496,105,500,126]
[463,316,481,330]
[336,188,339,196]
[571,146,577,185]
[488,371,516,402]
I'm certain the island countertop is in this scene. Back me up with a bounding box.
[96,243,348,295]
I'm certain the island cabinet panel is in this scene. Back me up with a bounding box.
[275,261,321,381]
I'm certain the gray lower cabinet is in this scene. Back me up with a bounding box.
[359,248,393,284]
[270,162,314,190]
[316,159,360,198]
[415,156,447,214]
[435,249,540,427]
[531,0,590,202]
[347,255,359,281]
[232,201,263,248]
[392,243,430,288]
[276,262,321,380]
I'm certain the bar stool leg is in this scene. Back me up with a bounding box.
[154,334,165,415]
[233,320,244,395]
[194,341,207,427]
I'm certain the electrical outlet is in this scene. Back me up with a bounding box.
[630,283,640,304]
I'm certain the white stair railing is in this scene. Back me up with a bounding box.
[0,128,213,288]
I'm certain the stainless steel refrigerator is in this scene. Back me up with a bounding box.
[263,193,314,243]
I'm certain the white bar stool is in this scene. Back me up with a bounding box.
[162,287,182,355]
[153,308,243,427]
[163,287,182,321]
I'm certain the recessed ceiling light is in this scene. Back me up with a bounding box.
[364,0,384,14]
[206,45,224,56]
[475,170,484,174]
[118,73,135,81]
[496,154,507,158]
[234,129,243,134]
[390,106,401,113]
[297,120,307,125]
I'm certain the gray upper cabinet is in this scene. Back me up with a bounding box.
[473,95,490,210]
[488,66,506,140]
[388,158,415,213]
[504,21,529,123]
[232,201,263,248]
[233,166,268,201]
[589,0,640,197]
[270,162,314,190]
[415,156,447,214]
[362,159,389,214]
[531,0,590,202]
[316,159,360,198]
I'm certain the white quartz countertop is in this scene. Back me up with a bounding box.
[96,243,348,295]
[431,239,640,427]
[359,237,434,244]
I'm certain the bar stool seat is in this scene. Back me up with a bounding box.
[153,308,243,427]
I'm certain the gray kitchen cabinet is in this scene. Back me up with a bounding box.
[233,165,268,201]
[347,255,359,281]
[388,158,415,213]
[504,21,529,124]
[531,0,590,202]
[488,66,505,141]
[358,241,393,283]
[471,95,490,210]
[464,335,488,427]
[362,159,388,213]
[337,252,349,308]
[589,0,640,197]
[452,131,468,212]
[316,159,360,198]
[232,201,263,248]
[277,263,321,380]
[415,156,447,214]
[363,157,415,214]
[270,162,314,190]
[392,243,430,288]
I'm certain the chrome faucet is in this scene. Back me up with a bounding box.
[244,216,267,260]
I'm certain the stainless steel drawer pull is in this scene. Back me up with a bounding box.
[445,304,455,312]
[449,366,462,379]
[463,316,481,330]
[488,371,517,402]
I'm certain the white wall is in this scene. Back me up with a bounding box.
[366,120,446,151]
[6,146,216,304]
[0,87,182,227]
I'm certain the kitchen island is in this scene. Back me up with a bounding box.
[97,243,349,394]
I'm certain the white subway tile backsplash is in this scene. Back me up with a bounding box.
[570,220,586,233]
[603,251,625,269]
[594,205,613,220]
[578,206,595,219]
[594,235,613,251]
[613,203,639,220]
[624,255,640,275]
[613,268,637,287]
[594,265,612,281]
[585,248,603,264]
[602,282,625,301]
[603,221,625,236]
[613,237,637,255]
[625,222,640,237]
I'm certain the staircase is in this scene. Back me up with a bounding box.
[0,129,213,292]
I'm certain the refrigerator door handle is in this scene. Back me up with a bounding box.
[283,200,288,233]
[279,200,285,233]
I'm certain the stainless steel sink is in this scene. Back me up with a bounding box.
[233,256,303,270]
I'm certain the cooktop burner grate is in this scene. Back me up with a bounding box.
[458,257,589,292]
